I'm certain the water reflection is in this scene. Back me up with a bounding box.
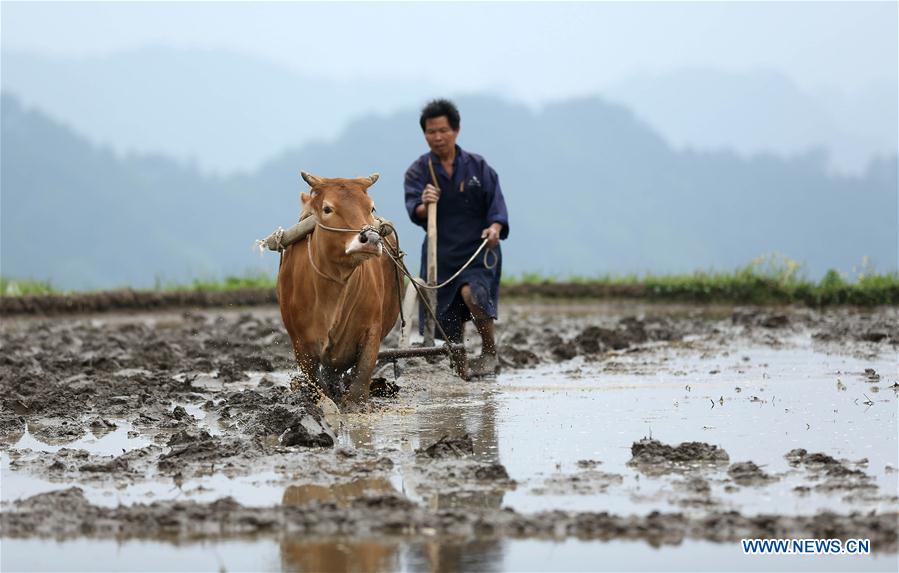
[280,478,400,572]
[282,478,397,508]
[409,392,507,571]
[281,539,400,573]
[4,536,894,573]
[409,540,505,573]
[11,419,150,455]
[279,387,511,572]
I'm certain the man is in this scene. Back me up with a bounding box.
[404,99,510,376]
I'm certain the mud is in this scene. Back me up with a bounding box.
[785,448,878,493]
[728,461,777,486]
[0,288,279,316]
[0,284,720,316]
[416,435,475,459]
[2,301,897,567]
[533,470,624,496]
[3,487,896,552]
[628,439,730,476]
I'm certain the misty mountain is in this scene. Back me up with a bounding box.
[3,49,895,178]
[0,93,250,288]
[602,69,897,174]
[0,48,440,174]
[2,92,896,290]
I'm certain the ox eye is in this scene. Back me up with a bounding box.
[371,206,376,214]
[323,206,333,215]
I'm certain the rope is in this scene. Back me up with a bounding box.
[315,209,497,289]
[413,239,498,290]
[262,216,496,289]
[312,218,459,355]
[421,158,498,283]
[380,228,457,348]
[259,213,474,363]
[259,213,496,351]
[317,220,393,238]
[255,226,286,253]
[307,234,353,284]
[319,219,497,289]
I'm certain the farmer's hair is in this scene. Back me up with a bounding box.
[420,99,461,131]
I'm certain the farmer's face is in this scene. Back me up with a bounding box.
[424,116,459,157]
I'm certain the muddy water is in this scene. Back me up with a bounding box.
[331,349,897,518]
[492,345,897,516]
[3,537,895,572]
[1,302,897,571]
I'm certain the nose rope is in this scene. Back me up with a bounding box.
[306,219,390,285]
[317,221,393,237]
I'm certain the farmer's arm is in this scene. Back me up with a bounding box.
[483,165,509,240]
[404,160,430,230]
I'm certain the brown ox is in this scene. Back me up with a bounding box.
[278,172,401,407]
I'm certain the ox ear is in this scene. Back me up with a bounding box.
[300,192,313,206]
[300,171,324,188]
[367,173,380,185]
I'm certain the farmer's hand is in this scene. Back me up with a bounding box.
[481,223,502,249]
[421,184,440,205]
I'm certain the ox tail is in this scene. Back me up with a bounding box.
[399,278,425,348]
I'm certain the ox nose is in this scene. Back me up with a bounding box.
[346,227,383,257]
[358,229,381,245]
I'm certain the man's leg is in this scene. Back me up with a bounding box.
[460,284,499,375]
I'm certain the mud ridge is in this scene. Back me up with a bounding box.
[2,488,895,551]
[6,284,899,317]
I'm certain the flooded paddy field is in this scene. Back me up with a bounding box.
[1,300,897,571]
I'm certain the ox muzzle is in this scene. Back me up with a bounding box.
[345,227,383,257]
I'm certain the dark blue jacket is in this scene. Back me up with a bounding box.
[404,145,510,338]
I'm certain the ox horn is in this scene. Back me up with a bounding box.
[300,171,324,188]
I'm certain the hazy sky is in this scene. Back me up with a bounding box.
[3,1,896,102]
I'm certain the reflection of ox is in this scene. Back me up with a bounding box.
[278,172,401,407]
[280,479,399,572]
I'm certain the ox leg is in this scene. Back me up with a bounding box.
[290,343,321,394]
[342,337,379,409]
[318,364,344,401]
